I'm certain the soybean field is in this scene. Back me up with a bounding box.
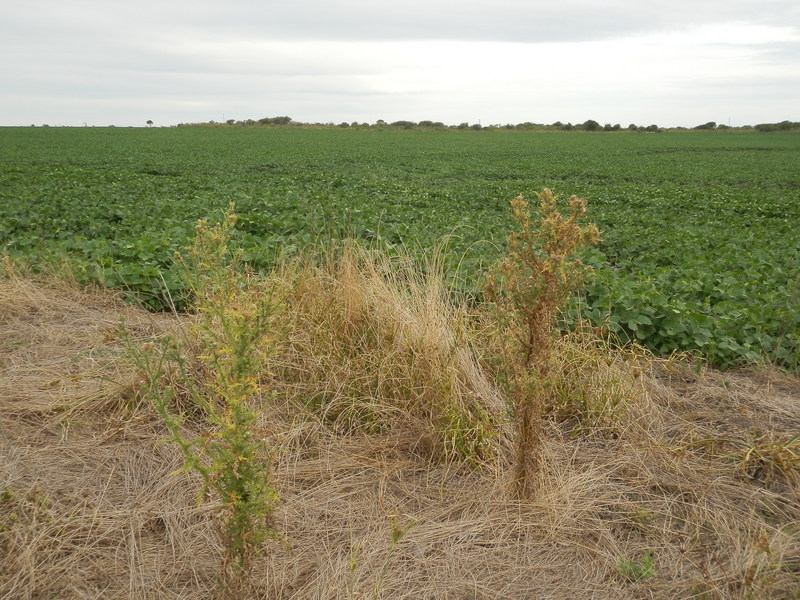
[1,126,798,369]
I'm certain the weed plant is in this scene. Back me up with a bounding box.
[124,209,280,592]
[485,189,600,497]
[617,549,658,582]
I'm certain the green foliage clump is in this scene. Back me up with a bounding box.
[124,208,280,590]
[617,550,658,582]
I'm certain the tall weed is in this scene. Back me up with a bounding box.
[125,208,280,591]
[486,189,600,497]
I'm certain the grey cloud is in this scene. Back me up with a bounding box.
[5,0,799,47]
[4,0,798,82]
[164,0,800,43]
[2,0,799,127]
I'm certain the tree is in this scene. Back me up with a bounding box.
[582,119,601,131]
[390,120,416,129]
[146,120,154,127]
[257,116,292,125]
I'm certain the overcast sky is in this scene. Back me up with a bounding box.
[2,0,799,128]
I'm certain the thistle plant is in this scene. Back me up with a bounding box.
[486,189,600,498]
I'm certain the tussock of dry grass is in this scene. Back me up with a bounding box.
[2,257,799,599]
[273,244,507,466]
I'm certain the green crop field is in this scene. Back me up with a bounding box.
[1,126,798,369]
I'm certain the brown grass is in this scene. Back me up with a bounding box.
[2,258,799,599]
[273,243,508,467]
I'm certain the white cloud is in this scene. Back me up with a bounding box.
[1,1,799,126]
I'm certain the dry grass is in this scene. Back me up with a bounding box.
[2,257,799,599]
[273,243,508,467]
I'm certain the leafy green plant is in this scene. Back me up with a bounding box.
[616,550,658,582]
[2,127,798,370]
[485,189,600,497]
[124,208,280,590]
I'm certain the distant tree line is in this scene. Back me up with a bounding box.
[753,120,800,132]
[178,117,800,133]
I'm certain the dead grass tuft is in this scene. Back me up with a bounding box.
[273,243,508,467]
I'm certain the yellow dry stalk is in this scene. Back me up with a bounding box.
[732,434,800,486]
